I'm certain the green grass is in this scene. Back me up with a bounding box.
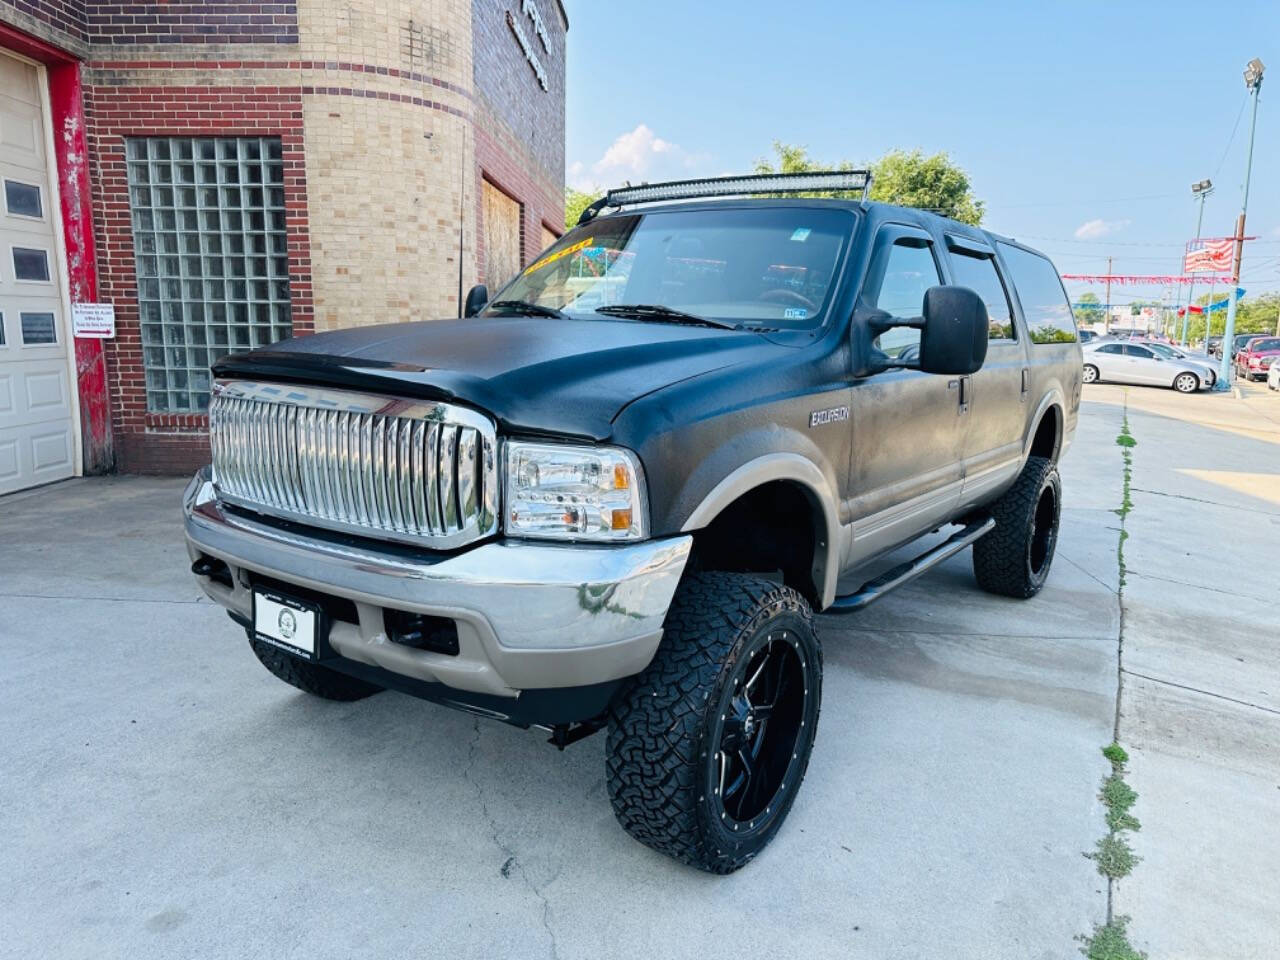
[1077,916,1147,960]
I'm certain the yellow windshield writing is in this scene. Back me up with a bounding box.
[527,236,593,274]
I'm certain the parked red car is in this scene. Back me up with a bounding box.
[1234,336,1280,382]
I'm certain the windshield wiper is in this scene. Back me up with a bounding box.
[486,299,568,320]
[595,303,739,330]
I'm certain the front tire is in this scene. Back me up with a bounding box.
[249,638,383,701]
[606,572,822,874]
[1173,371,1199,393]
[973,456,1062,599]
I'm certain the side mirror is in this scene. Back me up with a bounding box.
[917,286,989,375]
[463,283,489,318]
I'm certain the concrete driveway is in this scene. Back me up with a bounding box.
[3,384,1256,959]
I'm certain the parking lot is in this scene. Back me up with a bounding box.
[2,383,1277,959]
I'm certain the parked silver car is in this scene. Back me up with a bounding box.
[1082,341,1209,393]
[1136,340,1217,387]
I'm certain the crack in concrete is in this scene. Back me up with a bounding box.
[463,719,561,960]
[0,592,206,605]
[1121,668,1280,716]
[1057,551,1120,595]
[1124,569,1274,604]
[1130,485,1280,517]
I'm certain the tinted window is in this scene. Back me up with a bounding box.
[870,240,941,357]
[1123,345,1155,359]
[13,247,51,282]
[20,312,56,344]
[948,248,1015,340]
[998,243,1077,344]
[4,179,42,217]
[1097,344,1123,354]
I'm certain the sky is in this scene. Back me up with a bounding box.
[563,0,1280,312]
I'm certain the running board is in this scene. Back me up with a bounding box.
[826,516,996,614]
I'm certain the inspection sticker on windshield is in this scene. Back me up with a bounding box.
[790,228,811,242]
[528,236,593,273]
[784,308,808,320]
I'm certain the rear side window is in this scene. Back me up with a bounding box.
[948,248,1015,341]
[1097,344,1123,354]
[997,243,1077,344]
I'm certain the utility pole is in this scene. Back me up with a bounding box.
[1183,179,1213,348]
[1104,256,1113,334]
[1215,58,1265,390]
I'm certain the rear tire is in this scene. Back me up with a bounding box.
[249,638,383,701]
[973,456,1061,599]
[1082,364,1099,384]
[606,572,822,874]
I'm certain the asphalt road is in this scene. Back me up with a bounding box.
[4,385,1268,958]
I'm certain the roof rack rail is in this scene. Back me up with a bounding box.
[577,170,873,225]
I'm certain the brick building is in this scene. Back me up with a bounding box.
[0,0,566,491]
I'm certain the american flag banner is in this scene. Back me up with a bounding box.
[1184,238,1235,273]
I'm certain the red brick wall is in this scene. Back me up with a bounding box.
[85,80,313,474]
[473,116,562,289]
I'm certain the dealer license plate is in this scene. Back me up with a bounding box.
[253,590,319,658]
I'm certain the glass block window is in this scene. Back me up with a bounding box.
[126,136,292,413]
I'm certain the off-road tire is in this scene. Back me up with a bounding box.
[972,455,1061,599]
[249,637,382,701]
[1082,364,1099,384]
[606,572,822,874]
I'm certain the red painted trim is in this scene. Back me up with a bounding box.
[0,21,76,64]
[46,61,113,472]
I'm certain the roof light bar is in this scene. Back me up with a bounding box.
[579,170,872,224]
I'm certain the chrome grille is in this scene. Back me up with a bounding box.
[209,380,498,549]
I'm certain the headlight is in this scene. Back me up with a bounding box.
[504,441,647,541]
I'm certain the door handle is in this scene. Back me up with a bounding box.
[957,375,971,414]
[1020,367,1029,402]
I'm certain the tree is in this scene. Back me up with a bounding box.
[869,149,984,225]
[564,185,599,231]
[1074,292,1104,327]
[752,142,984,224]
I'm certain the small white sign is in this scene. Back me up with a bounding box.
[72,302,115,339]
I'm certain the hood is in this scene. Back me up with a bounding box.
[212,316,791,441]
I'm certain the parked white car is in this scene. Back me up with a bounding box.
[1268,354,1280,390]
[1082,341,1210,393]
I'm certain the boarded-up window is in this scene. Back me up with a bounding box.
[541,225,558,252]
[482,179,521,291]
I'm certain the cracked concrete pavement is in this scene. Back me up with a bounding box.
[1,382,1273,958]
[1093,380,1280,960]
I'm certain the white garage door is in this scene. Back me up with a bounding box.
[0,50,74,495]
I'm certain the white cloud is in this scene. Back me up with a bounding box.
[568,124,709,190]
[1074,218,1132,240]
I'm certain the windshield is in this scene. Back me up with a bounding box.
[484,207,855,331]
[1147,343,1182,359]
[1248,337,1280,351]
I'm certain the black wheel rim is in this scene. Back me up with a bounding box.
[713,632,808,826]
[1029,482,1058,576]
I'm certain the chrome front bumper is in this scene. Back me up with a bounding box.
[184,470,691,698]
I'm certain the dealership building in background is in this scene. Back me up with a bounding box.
[0,0,565,492]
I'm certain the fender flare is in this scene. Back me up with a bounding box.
[1024,389,1066,461]
[680,453,842,608]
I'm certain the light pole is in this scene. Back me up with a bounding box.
[1182,179,1212,348]
[1215,57,1264,390]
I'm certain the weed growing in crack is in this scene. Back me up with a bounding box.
[1088,742,1141,879]
[1077,915,1147,960]
[1114,414,1135,586]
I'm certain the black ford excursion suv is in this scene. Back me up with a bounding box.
[185,171,1082,873]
